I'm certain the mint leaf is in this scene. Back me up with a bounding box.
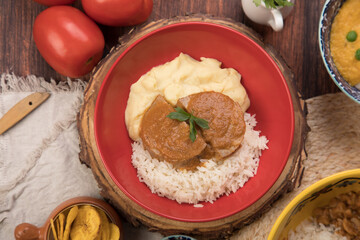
[167,112,190,121]
[253,0,262,6]
[193,116,209,129]
[189,118,196,142]
[275,0,293,6]
[167,107,209,142]
[253,0,293,9]
[175,107,191,116]
[167,107,191,121]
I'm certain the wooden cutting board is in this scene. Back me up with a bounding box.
[77,15,308,239]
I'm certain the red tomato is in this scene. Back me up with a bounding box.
[33,6,105,78]
[81,0,153,26]
[33,0,76,6]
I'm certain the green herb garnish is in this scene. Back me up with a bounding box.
[167,107,209,142]
[347,31,358,42]
[253,0,293,9]
[355,49,360,60]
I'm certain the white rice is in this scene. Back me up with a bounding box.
[131,113,268,205]
[288,218,347,240]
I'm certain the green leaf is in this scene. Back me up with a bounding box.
[167,106,209,142]
[193,116,209,129]
[268,1,277,8]
[175,107,191,116]
[253,0,261,6]
[167,112,190,121]
[254,0,293,9]
[189,118,196,142]
[282,0,293,6]
[166,107,191,121]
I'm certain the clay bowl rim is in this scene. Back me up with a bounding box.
[45,197,122,240]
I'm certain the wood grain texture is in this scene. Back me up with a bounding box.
[0,0,338,99]
[77,16,308,239]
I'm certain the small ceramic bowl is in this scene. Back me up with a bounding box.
[241,0,295,31]
[268,169,360,239]
[14,196,122,240]
[319,0,360,104]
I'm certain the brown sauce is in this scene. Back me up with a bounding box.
[139,92,246,170]
[139,95,206,169]
[177,91,246,160]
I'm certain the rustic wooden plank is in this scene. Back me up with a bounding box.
[0,0,338,98]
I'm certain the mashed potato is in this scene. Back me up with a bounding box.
[125,53,250,141]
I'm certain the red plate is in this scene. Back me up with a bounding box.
[94,22,294,222]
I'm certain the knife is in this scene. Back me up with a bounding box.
[0,92,50,135]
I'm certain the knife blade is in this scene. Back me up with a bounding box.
[0,92,50,135]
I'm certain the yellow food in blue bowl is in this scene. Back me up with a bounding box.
[319,0,360,104]
[268,169,360,239]
[330,0,360,86]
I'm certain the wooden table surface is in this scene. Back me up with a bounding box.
[0,0,338,99]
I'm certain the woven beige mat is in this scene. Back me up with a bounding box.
[230,92,360,239]
[2,71,357,240]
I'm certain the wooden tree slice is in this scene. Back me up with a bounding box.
[77,15,308,239]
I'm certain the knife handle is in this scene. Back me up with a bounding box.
[0,92,50,135]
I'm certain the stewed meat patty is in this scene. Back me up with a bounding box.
[177,91,246,160]
[140,95,206,169]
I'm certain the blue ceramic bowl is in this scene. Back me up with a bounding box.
[162,235,196,240]
[319,0,360,104]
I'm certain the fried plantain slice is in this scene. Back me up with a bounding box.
[50,218,58,240]
[63,206,79,240]
[70,205,101,240]
[56,217,60,240]
[97,209,110,240]
[109,223,120,240]
[58,212,65,240]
